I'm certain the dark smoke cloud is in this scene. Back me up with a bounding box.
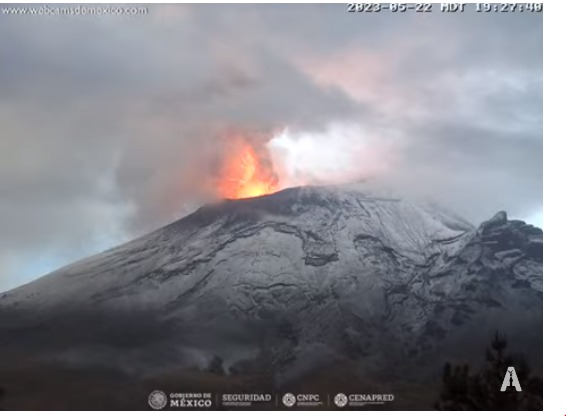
[0,5,542,291]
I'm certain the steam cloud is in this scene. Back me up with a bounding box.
[0,5,542,290]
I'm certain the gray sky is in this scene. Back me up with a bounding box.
[0,4,542,292]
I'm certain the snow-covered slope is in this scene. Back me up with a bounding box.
[0,186,542,384]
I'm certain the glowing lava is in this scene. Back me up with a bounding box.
[217,142,279,199]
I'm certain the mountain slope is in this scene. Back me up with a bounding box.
[0,186,542,408]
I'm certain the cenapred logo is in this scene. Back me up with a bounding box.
[334,393,348,407]
[501,366,522,392]
[148,390,168,410]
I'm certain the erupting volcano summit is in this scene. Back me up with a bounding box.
[216,139,280,199]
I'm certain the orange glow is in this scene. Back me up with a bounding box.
[217,141,279,199]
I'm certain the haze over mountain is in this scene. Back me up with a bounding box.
[0,5,542,291]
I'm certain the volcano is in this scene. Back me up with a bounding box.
[0,186,542,410]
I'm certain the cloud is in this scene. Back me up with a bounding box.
[0,5,542,291]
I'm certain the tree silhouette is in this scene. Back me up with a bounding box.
[435,332,542,410]
[207,355,225,376]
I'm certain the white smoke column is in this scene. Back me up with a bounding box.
[267,123,394,189]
